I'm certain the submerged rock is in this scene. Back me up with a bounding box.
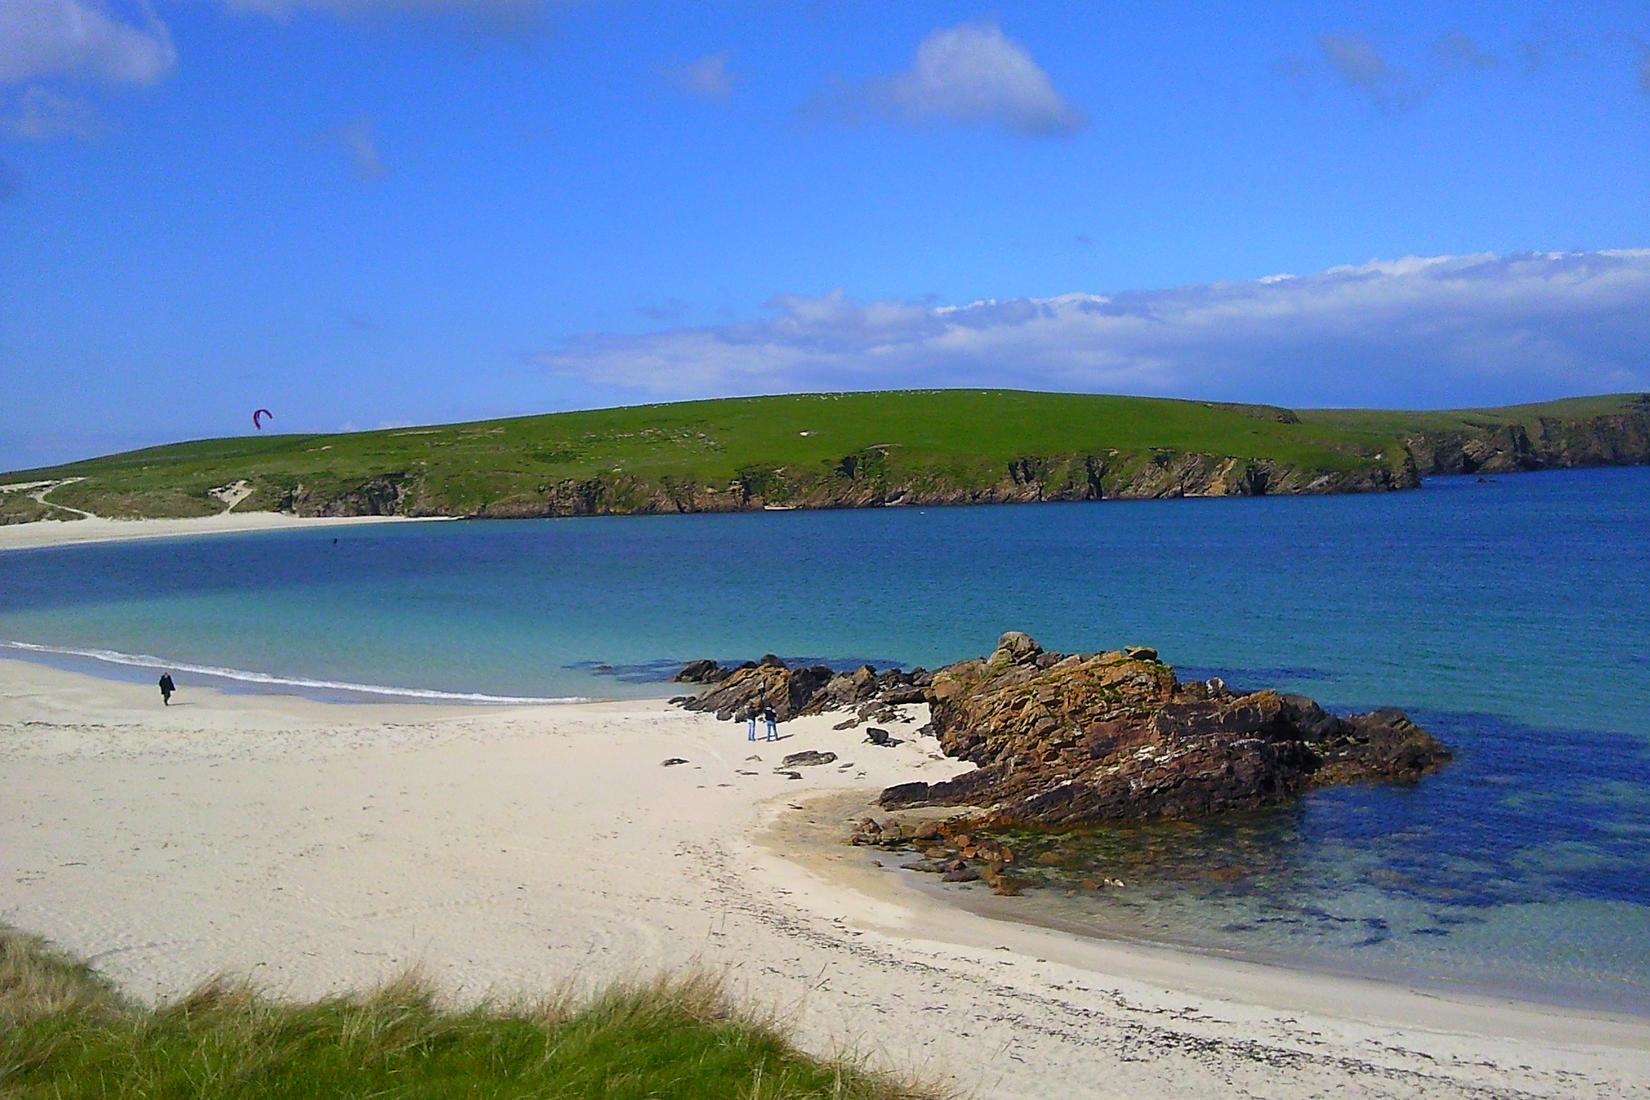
[879,632,1450,827]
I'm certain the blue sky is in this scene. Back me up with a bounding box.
[2,1,1648,468]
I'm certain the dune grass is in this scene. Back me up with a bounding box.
[0,927,937,1099]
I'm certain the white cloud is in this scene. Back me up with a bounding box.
[665,52,735,102]
[1,84,97,139]
[0,0,175,86]
[535,252,1650,409]
[820,21,1083,137]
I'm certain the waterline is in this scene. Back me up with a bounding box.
[0,640,591,705]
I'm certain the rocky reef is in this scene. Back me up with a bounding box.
[674,632,1449,828]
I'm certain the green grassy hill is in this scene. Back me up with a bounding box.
[3,390,1646,522]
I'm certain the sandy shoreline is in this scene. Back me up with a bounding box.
[2,659,1647,1097]
[0,511,439,553]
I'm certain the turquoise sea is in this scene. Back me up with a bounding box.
[3,467,1647,1012]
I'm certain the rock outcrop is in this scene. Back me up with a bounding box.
[674,657,930,724]
[675,658,836,721]
[878,633,1449,826]
[672,634,1448,828]
[673,659,731,684]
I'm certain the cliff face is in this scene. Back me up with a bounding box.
[271,448,1417,519]
[255,397,1649,519]
[1404,395,1650,475]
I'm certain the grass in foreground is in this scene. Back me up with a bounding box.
[0,927,937,1099]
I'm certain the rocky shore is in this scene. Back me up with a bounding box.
[673,633,1450,891]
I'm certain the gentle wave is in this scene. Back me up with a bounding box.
[0,641,590,705]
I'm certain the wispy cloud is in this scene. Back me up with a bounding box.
[0,0,175,87]
[1316,33,1419,110]
[1435,30,1501,70]
[321,115,386,181]
[223,0,550,37]
[1,84,97,139]
[814,20,1084,137]
[1637,41,1650,93]
[1289,29,1512,110]
[0,158,17,202]
[636,297,689,322]
[664,52,734,102]
[534,252,1650,409]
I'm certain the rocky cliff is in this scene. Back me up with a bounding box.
[1402,394,1650,475]
[270,446,1418,519]
[262,399,1650,519]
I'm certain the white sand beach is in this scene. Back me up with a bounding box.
[0,511,434,553]
[2,656,1647,1099]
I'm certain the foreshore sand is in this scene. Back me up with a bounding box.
[2,656,1647,1098]
[0,511,436,553]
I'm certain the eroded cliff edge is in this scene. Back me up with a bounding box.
[271,395,1650,518]
[1402,394,1650,475]
[10,391,1646,523]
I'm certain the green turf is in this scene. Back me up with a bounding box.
[0,927,934,1100]
[4,389,1643,519]
[1299,393,1644,439]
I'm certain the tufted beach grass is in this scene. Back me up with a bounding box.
[0,926,940,1100]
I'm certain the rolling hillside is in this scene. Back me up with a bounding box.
[3,390,1646,523]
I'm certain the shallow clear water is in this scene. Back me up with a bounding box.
[2,468,1647,1010]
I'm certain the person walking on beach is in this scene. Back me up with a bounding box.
[745,702,758,741]
[762,702,778,741]
[158,672,175,706]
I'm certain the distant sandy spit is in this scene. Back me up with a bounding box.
[0,512,443,553]
[1,658,1646,1099]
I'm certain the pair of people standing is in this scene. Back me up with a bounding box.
[744,701,779,741]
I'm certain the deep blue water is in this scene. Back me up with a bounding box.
[2,467,1647,1010]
